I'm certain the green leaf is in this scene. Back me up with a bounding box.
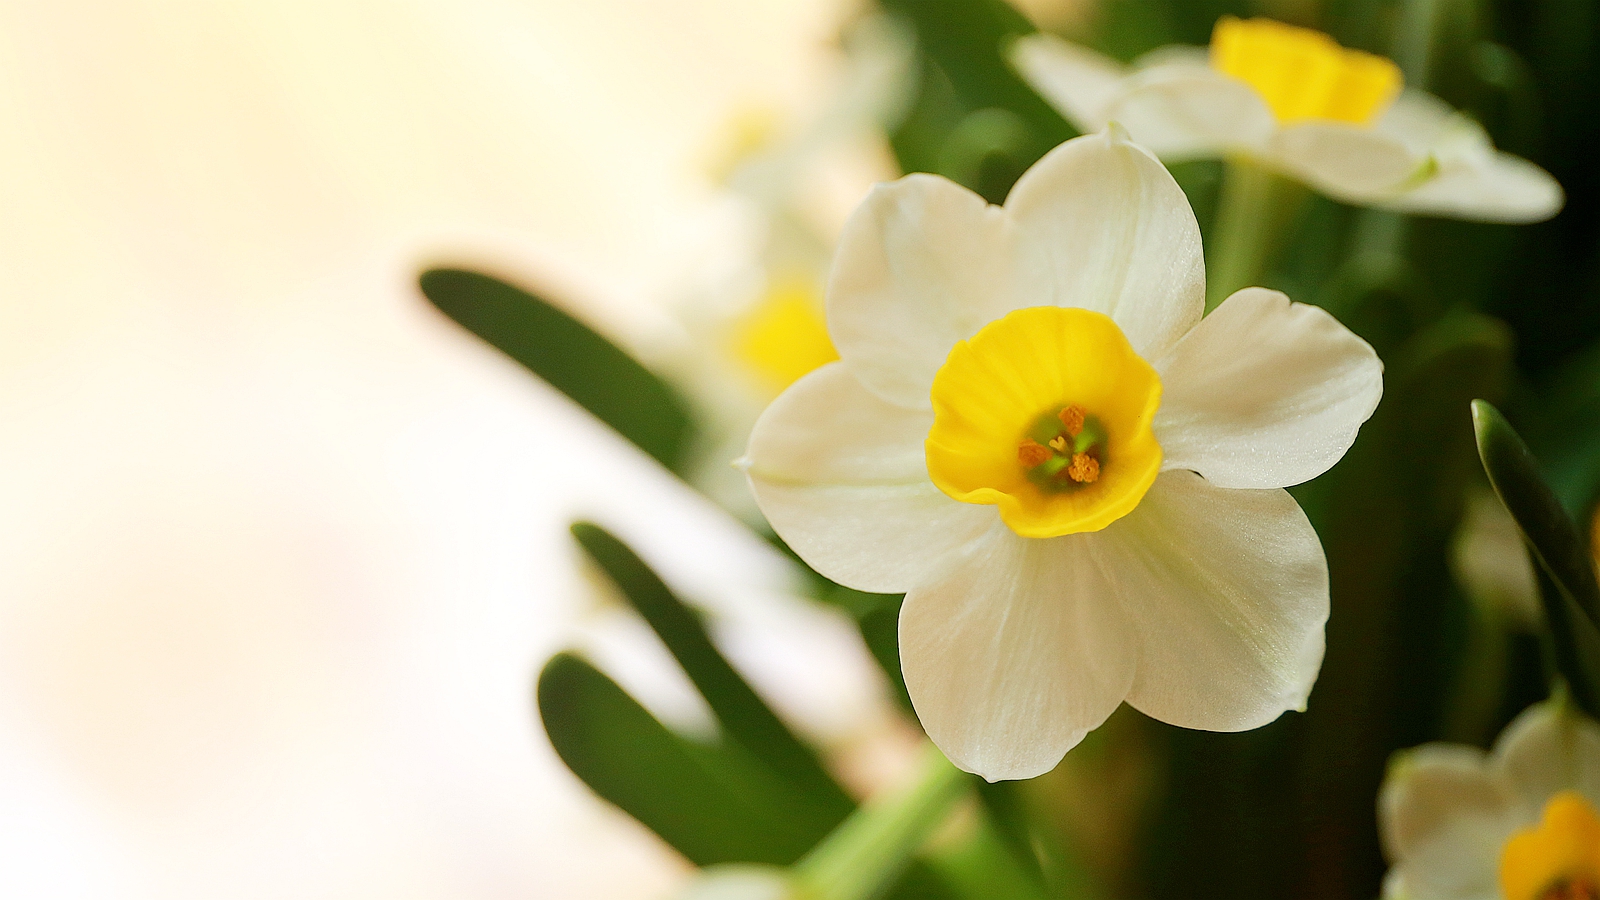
[883,0,1074,201]
[418,268,696,473]
[1471,399,1600,717]
[570,522,854,818]
[537,652,834,866]
[539,653,974,899]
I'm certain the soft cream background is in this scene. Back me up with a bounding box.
[0,1,892,897]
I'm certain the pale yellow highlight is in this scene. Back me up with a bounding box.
[705,105,782,184]
[1210,17,1402,126]
[925,307,1162,538]
[729,275,839,395]
[1500,791,1600,900]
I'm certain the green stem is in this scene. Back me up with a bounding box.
[793,745,970,900]
[1205,157,1304,313]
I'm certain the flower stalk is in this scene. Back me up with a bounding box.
[1205,157,1305,313]
[791,745,969,900]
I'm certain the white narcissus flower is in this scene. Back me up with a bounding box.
[739,125,1383,781]
[1380,700,1600,900]
[1011,17,1564,223]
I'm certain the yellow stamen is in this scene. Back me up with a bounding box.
[925,307,1162,538]
[728,275,839,395]
[1500,792,1600,900]
[1058,404,1085,437]
[1018,439,1052,468]
[1209,16,1402,126]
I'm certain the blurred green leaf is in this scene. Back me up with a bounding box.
[923,815,1052,900]
[418,268,695,474]
[570,522,853,817]
[1520,342,1600,515]
[1472,400,1600,717]
[882,0,1073,200]
[537,652,829,865]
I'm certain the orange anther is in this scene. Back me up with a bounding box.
[1058,405,1086,437]
[1018,439,1052,468]
[1067,453,1100,483]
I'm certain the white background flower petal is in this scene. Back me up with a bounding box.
[1379,745,1516,891]
[827,174,1019,409]
[1380,149,1565,223]
[1103,66,1275,159]
[1387,819,1507,900]
[1267,123,1424,202]
[1008,34,1125,129]
[1099,470,1327,731]
[899,525,1136,781]
[1155,287,1382,489]
[1375,90,1465,152]
[1006,129,1205,360]
[1494,701,1600,820]
[1381,746,1511,858]
[744,363,994,593]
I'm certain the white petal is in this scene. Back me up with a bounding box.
[1101,65,1275,159]
[1374,90,1463,153]
[899,525,1136,781]
[1370,93,1562,223]
[1389,815,1510,900]
[1006,127,1205,360]
[1097,470,1328,730]
[1008,34,1125,130]
[743,363,995,594]
[827,174,1019,409]
[1382,743,1516,864]
[1380,147,1564,224]
[1493,700,1600,820]
[1378,744,1517,883]
[1154,287,1383,489]
[1265,122,1425,203]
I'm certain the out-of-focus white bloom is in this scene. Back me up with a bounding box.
[667,14,914,517]
[1011,17,1563,223]
[1452,489,1543,630]
[741,126,1382,781]
[1380,700,1600,900]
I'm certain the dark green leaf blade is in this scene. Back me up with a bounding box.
[1471,399,1600,717]
[419,268,695,473]
[537,652,825,866]
[570,522,854,819]
[1472,400,1600,628]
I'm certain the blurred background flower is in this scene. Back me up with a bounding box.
[0,1,890,898]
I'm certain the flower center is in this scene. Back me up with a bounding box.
[925,307,1162,539]
[1501,792,1600,900]
[1209,16,1402,126]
